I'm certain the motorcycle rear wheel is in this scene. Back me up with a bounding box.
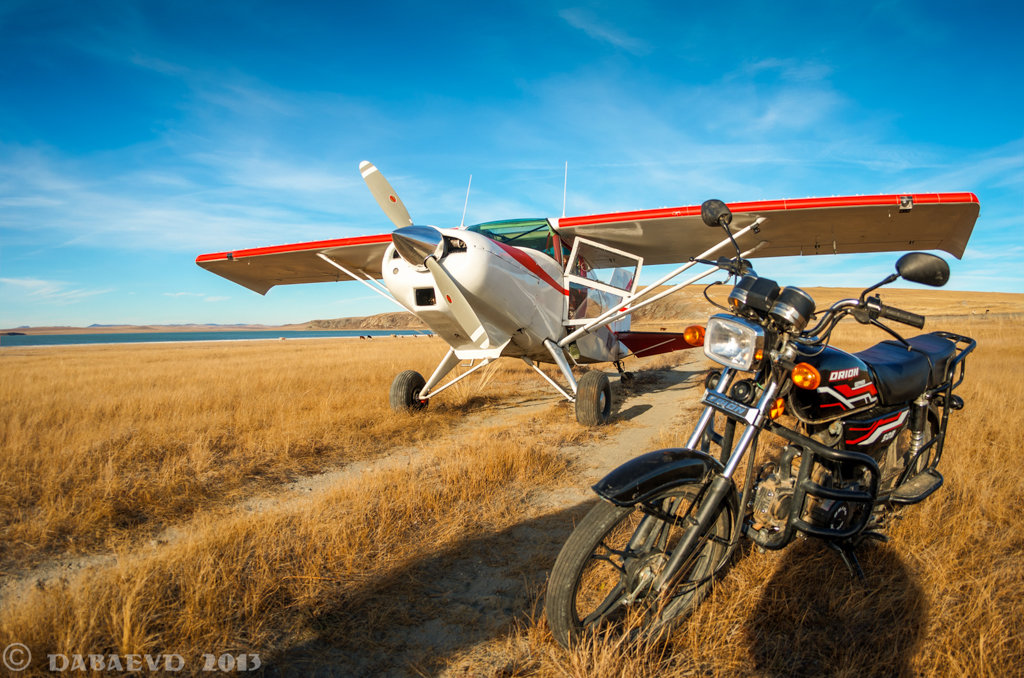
[545,484,731,648]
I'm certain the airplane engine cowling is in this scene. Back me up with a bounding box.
[381,228,564,360]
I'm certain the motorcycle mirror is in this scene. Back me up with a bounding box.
[895,252,950,287]
[701,199,732,229]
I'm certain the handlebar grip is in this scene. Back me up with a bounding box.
[878,304,925,329]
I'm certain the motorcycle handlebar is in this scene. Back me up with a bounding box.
[799,296,926,344]
[877,303,926,329]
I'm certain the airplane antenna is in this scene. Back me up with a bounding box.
[460,174,473,228]
[562,162,568,218]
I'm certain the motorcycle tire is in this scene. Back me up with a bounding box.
[545,484,731,648]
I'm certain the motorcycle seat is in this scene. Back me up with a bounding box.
[890,333,956,387]
[855,333,955,405]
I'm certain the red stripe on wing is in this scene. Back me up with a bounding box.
[196,233,393,263]
[558,192,980,229]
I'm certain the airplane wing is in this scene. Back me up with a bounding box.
[553,193,979,264]
[615,330,702,358]
[195,233,392,295]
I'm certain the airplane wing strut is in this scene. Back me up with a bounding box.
[315,252,408,310]
[558,218,765,348]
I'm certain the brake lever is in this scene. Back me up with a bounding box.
[853,296,881,324]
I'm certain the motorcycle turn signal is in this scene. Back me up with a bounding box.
[684,325,705,346]
[791,362,821,390]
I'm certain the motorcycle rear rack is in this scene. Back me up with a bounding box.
[922,331,975,473]
[932,331,976,393]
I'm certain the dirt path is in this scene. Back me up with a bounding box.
[0,384,567,607]
[266,359,708,677]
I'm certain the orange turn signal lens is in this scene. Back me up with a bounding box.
[791,362,821,390]
[769,398,786,420]
[684,325,705,346]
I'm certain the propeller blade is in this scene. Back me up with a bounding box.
[424,256,491,349]
[359,160,414,228]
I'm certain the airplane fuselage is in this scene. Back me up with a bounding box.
[381,225,624,363]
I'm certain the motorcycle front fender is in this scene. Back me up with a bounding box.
[593,448,727,508]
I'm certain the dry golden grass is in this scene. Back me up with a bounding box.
[1,292,1022,676]
[0,336,565,569]
[0,394,598,675]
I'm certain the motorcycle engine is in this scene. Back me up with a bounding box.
[750,454,863,535]
[803,464,863,532]
[751,470,796,533]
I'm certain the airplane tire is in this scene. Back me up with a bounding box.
[576,371,612,426]
[390,370,428,412]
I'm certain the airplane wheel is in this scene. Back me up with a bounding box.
[576,371,612,426]
[390,370,428,412]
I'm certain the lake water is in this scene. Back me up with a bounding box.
[0,329,426,348]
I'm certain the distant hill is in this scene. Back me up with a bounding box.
[307,312,426,330]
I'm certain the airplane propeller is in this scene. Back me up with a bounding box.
[390,225,445,265]
[424,257,491,349]
[359,160,414,229]
[363,162,491,350]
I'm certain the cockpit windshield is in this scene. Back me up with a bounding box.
[466,218,568,263]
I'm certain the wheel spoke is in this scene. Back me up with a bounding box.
[589,538,630,574]
[580,581,629,626]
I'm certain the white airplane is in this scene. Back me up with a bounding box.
[196,162,979,424]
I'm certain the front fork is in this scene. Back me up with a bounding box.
[653,369,780,592]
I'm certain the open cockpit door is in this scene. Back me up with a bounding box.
[563,238,643,327]
[561,236,638,342]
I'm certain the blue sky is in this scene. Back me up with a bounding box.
[1,0,1021,327]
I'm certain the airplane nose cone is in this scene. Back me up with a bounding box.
[392,225,445,266]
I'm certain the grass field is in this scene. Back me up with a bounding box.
[1,288,1022,677]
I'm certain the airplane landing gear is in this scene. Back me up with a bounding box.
[614,360,634,387]
[575,371,612,426]
[390,370,429,411]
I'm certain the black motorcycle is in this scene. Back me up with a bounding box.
[545,199,975,647]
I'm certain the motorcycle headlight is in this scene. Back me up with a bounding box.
[703,314,766,371]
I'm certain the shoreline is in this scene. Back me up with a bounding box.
[1,323,314,336]
[0,329,432,350]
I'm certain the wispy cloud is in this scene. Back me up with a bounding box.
[163,292,230,302]
[0,277,114,303]
[732,58,833,83]
[0,143,375,253]
[559,8,650,55]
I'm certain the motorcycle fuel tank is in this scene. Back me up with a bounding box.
[789,345,880,423]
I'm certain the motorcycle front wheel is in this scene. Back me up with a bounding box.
[545,484,732,648]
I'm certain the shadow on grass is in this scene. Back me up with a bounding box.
[745,539,925,678]
[612,367,705,419]
[264,501,598,677]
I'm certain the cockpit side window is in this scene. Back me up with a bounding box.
[466,219,566,262]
